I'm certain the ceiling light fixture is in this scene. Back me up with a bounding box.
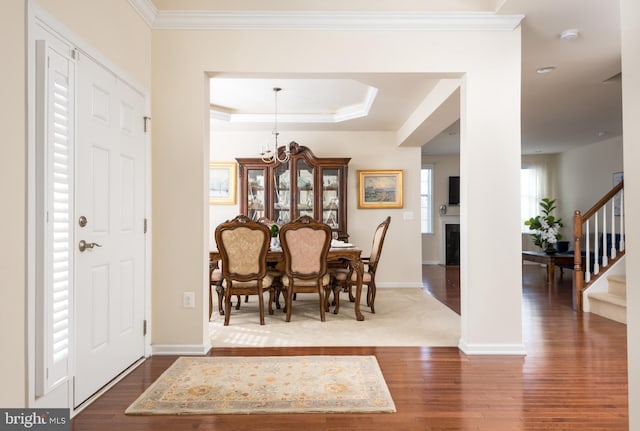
[261,87,290,163]
[560,29,579,41]
[536,66,556,74]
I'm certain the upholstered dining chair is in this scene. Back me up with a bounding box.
[214,215,274,325]
[332,216,391,314]
[209,260,244,319]
[279,215,333,322]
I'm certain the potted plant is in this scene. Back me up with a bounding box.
[270,224,280,249]
[524,198,563,254]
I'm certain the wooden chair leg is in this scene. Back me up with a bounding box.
[367,282,376,314]
[258,291,265,325]
[347,285,355,302]
[216,284,225,315]
[285,287,294,322]
[332,285,341,314]
[268,288,274,315]
[224,289,232,326]
[318,285,326,322]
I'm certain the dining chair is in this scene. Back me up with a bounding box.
[214,215,274,325]
[332,216,391,314]
[209,260,244,319]
[279,215,333,322]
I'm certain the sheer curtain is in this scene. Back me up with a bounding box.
[521,155,558,248]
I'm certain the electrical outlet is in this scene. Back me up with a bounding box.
[183,291,195,308]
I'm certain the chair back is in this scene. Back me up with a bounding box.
[368,216,391,273]
[279,215,332,281]
[214,215,270,282]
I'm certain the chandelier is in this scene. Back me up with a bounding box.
[261,87,291,163]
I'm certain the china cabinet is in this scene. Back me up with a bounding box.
[237,142,351,240]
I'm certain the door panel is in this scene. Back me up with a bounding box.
[74,53,145,407]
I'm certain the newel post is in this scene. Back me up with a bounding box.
[573,210,584,312]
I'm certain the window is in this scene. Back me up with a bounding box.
[521,159,549,232]
[421,166,433,234]
[35,40,74,395]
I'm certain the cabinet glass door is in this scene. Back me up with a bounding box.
[296,159,314,218]
[273,162,290,224]
[322,168,340,230]
[247,168,266,221]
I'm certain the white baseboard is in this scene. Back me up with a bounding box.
[458,339,527,356]
[422,260,441,265]
[152,343,212,356]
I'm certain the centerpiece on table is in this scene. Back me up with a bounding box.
[270,224,280,249]
[524,197,563,254]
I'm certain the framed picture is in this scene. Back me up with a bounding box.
[358,170,403,209]
[613,171,624,216]
[209,162,237,205]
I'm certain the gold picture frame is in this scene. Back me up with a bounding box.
[209,162,237,205]
[358,170,403,209]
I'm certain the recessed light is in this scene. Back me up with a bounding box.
[560,29,579,41]
[597,130,607,137]
[536,66,556,74]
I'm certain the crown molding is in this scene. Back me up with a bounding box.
[128,0,157,27]
[128,1,523,31]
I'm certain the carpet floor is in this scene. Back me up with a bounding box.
[125,355,396,415]
[210,288,460,347]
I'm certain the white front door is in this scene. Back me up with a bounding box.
[74,53,146,407]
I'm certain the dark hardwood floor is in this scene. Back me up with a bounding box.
[71,264,628,431]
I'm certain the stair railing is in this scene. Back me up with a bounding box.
[573,180,625,311]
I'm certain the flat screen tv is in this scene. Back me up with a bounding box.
[448,176,460,205]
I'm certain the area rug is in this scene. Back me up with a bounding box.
[125,356,396,415]
[210,287,460,347]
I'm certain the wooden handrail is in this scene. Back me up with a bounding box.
[582,180,624,220]
[573,179,624,312]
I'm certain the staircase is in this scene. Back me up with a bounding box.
[588,274,627,324]
[572,180,626,317]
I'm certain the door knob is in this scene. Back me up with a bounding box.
[79,240,102,252]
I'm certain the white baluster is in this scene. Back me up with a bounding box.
[611,197,617,259]
[585,219,591,283]
[620,189,625,251]
[602,204,608,267]
[593,212,599,275]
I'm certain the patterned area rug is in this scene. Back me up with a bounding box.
[125,356,396,415]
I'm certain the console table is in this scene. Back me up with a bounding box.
[522,251,575,287]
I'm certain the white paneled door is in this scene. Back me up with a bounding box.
[74,53,146,407]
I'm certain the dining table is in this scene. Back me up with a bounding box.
[209,243,367,321]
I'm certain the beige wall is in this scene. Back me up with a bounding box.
[621,0,639,428]
[421,154,460,264]
[152,26,523,352]
[210,130,422,286]
[36,0,151,88]
[557,136,623,229]
[1,0,27,408]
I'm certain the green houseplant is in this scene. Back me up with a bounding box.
[524,198,563,253]
[270,224,280,248]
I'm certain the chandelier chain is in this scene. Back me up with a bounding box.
[261,87,290,163]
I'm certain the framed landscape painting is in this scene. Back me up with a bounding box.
[209,162,237,205]
[358,170,403,209]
